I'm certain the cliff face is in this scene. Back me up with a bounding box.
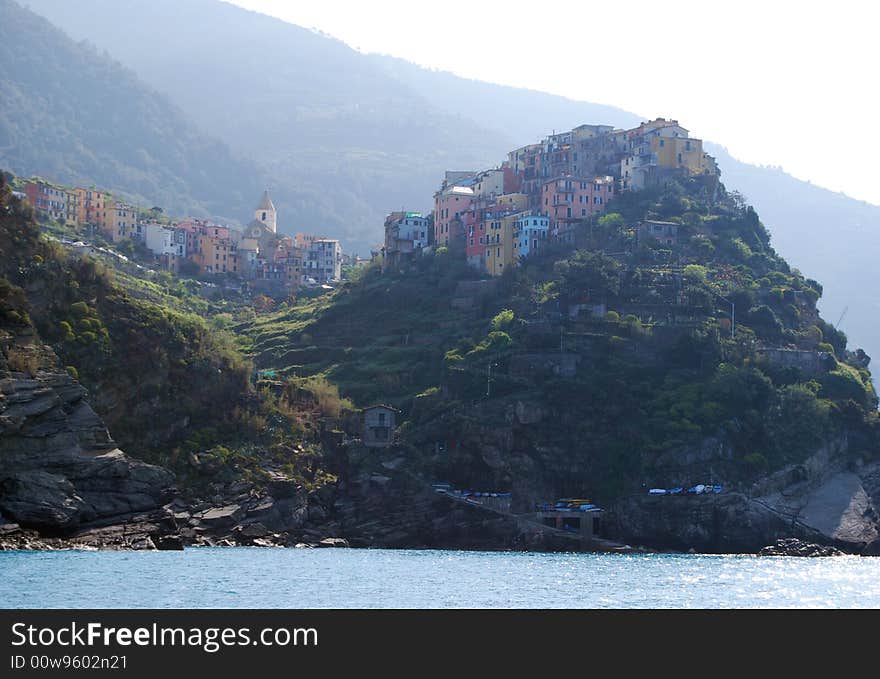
[0,327,174,536]
[607,434,880,554]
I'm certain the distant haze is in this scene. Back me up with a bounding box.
[226,0,880,207]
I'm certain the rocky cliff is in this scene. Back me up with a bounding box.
[0,321,179,546]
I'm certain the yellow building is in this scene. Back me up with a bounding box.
[493,193,529,212]
[101,199,139,243]
[650,136,708,174]
[63,189,80,228]
[484,213,520,277]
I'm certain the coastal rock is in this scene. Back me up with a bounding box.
[759,538,844,557]
[0,470,92,529]
[317,537,349,548]
[198,504,244,526]
[267,473,302,500]
[155,535,185,551]
[0,370,176,535]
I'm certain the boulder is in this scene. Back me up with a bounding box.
[317,537,349,548]
[267,474,303,500]
[0,371,176,537]
[199,504,244,526]
[240,522,270,538]
[155,535,185,551]
[0,470,93,530]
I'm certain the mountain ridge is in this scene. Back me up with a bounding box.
[15,0,880,364]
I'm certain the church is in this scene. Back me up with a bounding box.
[243,189,279,249]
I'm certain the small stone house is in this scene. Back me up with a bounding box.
[637,220,679,246]
[362,405,399,448]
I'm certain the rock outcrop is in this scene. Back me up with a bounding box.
[0,370,174,534]
[759,538,844,557]
[609,439,880,554]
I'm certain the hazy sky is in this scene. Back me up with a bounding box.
[226,0,879,206]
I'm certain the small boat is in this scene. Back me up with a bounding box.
[649,488,667,495]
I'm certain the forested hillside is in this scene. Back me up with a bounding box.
[19,0,880,363]
[0,0,262,222]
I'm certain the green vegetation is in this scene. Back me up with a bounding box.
[0,0,262,222]
[0,174,329,494]
[242,173,879,502]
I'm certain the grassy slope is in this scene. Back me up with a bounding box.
[0,174,326,493]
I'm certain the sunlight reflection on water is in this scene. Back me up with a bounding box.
[2,548,879,608]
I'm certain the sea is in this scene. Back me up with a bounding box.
[2,548,880,608]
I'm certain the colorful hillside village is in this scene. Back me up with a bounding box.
[16,180,347,294]
[380,118,718,274]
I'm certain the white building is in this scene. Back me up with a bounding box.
[305,239,342,283]
[472,168,505,199]
[144,222,186,257]
[385,212,429,253]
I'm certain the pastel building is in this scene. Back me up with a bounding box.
[144,222,187,258]
[83,189,109,228]
[472,168,505,199]
[304,239,342,283]
[24,179,67,221]
[484,213,519,277]
[514,212,550,258]
[433,173,475,247]
[384,211,429,254]
[198,235,239,274]
[294,233,327,250]
[106,200,139,243]
[541,175,615,241]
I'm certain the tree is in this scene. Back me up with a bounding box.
[554,250,621,297]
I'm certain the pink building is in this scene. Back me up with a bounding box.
[540,175,615,240]
[433,185,474,247]
[463,208,486,269]
[177,219,237,256]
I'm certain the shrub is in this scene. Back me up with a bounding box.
[683,264,708,283]
[490,309,514,330]
[6,348,38,376]
[70,301,90,317]
[65,366,79,380]
[292,375,354,418]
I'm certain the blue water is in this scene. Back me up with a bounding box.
[2,548,880,608]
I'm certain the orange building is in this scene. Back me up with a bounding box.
[74,188,110,227]
[197,235,239,274]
